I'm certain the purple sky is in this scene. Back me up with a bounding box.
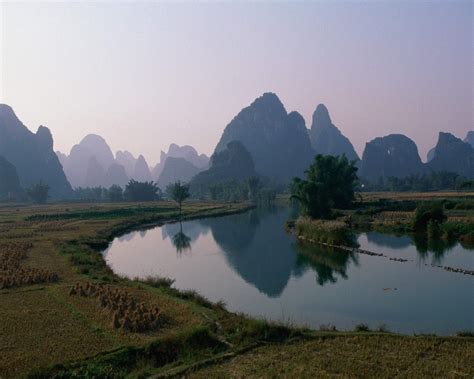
[1,1,472,164]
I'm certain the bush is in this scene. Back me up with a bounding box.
[412,202,447,233]
[354,323,371,332]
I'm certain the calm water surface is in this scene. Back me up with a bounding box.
[103,207,473,334]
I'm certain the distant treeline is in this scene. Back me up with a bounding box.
[72,176,277,206]
[360,171,474,192]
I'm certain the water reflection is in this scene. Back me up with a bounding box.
[171,223,192,255]
[198,208,302,297]
[365,231,463,266]
[162,222,209,243]
[295,241,359,286]
[411,234,457,264]
[366,232,411,249]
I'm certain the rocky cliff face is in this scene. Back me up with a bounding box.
[309,104,358,161]
[359,134,424,181]
[214,93,314,183]
[427,132,474,178]
[157,157,201,190]
[0,104,72,197]
[0,155,22,199]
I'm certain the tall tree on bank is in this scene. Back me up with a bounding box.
[291,155,358,219]
[166,181,191,215]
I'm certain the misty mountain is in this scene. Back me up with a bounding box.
[117,151,154,182]
[133,155,152,182]
[115,150,137,178]
[359,134,424,181]
[309,104,359,161]
[84,156,106,188]
[0,155,22,199]
[151,144,209,179]
[60,134,116,188]
[191,141,256,194]
[59,136,155,188]
[464,131,474,148]
[214,93,314,183]
[427,132,474,178]
[104,163,129,188]
[157,157,201,190]
[0,104,72,197]
[426,147,436,162]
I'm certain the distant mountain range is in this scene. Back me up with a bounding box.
[213,93,473,182]
[57,135,209,189]
[0,99,472,200]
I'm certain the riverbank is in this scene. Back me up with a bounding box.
[0,200,472,378]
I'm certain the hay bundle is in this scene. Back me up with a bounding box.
[69,282,166,333]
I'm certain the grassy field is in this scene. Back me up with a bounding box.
[359,191,474,201]
[0,196,472,378]
[189,335,474,378]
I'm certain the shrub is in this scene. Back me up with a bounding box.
[412,202,447,233]
[354,323,371,332]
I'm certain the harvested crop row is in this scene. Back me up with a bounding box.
[0,242,59,289]
[69,282,167,333]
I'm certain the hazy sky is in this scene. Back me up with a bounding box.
[1,1,472,164]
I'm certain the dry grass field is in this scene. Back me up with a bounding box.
[0,201,249,378]
[360,191,474,202]
[189,335,474,378]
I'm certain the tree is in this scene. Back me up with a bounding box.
[26,181,50,204]
[124,180,162,202]
[291,155,358,219]
[108,185,123,202]
[166,181,190,214]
